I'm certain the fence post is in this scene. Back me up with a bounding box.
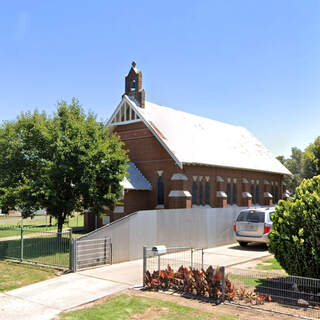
[110,241,113,265]
[20,225,24,262]
[69,229,73,270]
[143,246,147,287]
[158,255,160,274]
[71,239,76,272]
[201,249,204,270]
[104,237,107,264]
[221,266,225,303]
[191,249,193,268]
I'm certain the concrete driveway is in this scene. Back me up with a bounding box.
[204,242,270,267]
[0,243,271,320]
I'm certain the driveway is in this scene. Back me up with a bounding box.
[0,243,271,320]
[204,242,270,267]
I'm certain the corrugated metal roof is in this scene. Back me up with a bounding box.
[129,98,291,175]
[121,162,152,190]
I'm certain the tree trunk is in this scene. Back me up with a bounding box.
[57,215,64,238]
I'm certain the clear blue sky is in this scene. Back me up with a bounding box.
[1,1,319,157]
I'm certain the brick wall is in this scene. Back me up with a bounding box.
[111,121,284,221]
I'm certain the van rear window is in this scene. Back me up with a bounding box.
[237,211,265,223]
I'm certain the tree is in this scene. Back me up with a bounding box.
[277,147,303,194]
[303,136,320,179]
[0,99,128,233]
[269,175,320,277]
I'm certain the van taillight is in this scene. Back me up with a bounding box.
[264,224,271,234]
[233,223,236,232]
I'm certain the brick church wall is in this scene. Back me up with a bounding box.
[114,122,181,210]
[112,121,284,220]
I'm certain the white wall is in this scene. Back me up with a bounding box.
[79,207,245,263]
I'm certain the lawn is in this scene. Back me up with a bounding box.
[256,258,284,271]
[59,294,238,320]
[0,233,72,268]
[0,260,57,292]
[228,274,262,288]
[0,215,84,238]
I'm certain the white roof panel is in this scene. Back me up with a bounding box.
[128,99,290,175]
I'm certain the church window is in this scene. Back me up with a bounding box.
[232,182,237,204]
[275,186,279,203]
[205,182,210,205]
[227,182,231,204]
[251,183,255,204]
[192,181,198,205]
[199,182,203,205]
[256,184,260,204]
[157,176,164,205]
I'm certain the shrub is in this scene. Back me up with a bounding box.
[269,175,320,278]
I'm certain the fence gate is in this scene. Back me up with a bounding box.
[74,237,112,271]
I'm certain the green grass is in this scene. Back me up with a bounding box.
[228,274,263,288]
[256,258,283,271]
[59,294,238,320]
[0,233,71,268]
[0,260,57,292]
[0,215,84,238]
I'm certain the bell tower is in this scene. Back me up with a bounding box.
[124,61,145,108]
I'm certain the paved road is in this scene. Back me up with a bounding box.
[0,243,271,320]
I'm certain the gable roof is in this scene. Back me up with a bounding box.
[109,96,291,175]
[121,162,152,191]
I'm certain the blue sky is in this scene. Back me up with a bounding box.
[1,1,319,157]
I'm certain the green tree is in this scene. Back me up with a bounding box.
[303,136,320,179]
[277,147,303,194]
[269,175,320,277]
[0,99,128,233]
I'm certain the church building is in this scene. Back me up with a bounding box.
[85,62,291,229]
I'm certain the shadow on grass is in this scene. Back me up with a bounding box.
[255,276,320,307]
[229,272,320,309]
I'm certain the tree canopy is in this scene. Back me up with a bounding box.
[269,175,320,277]
[0,99,128,232]
[278,136,320,194]
[303,136,320,179]
[277,147,303,193]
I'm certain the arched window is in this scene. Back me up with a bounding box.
[251,183,255,204]
[232,182,237,204]
[199,182,203,205]
[271,185,275,199]
[157,176,164,205]
[275,186,279,203]
[192,181,198,205]
[227,183,231,205]
[255,184,260,205]
[205,182,210,205]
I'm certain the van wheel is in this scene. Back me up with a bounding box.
[239,241,248,247]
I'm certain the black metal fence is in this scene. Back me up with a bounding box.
[143,246,320,319]
[225,267,320,319]
[0,227,72,269]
